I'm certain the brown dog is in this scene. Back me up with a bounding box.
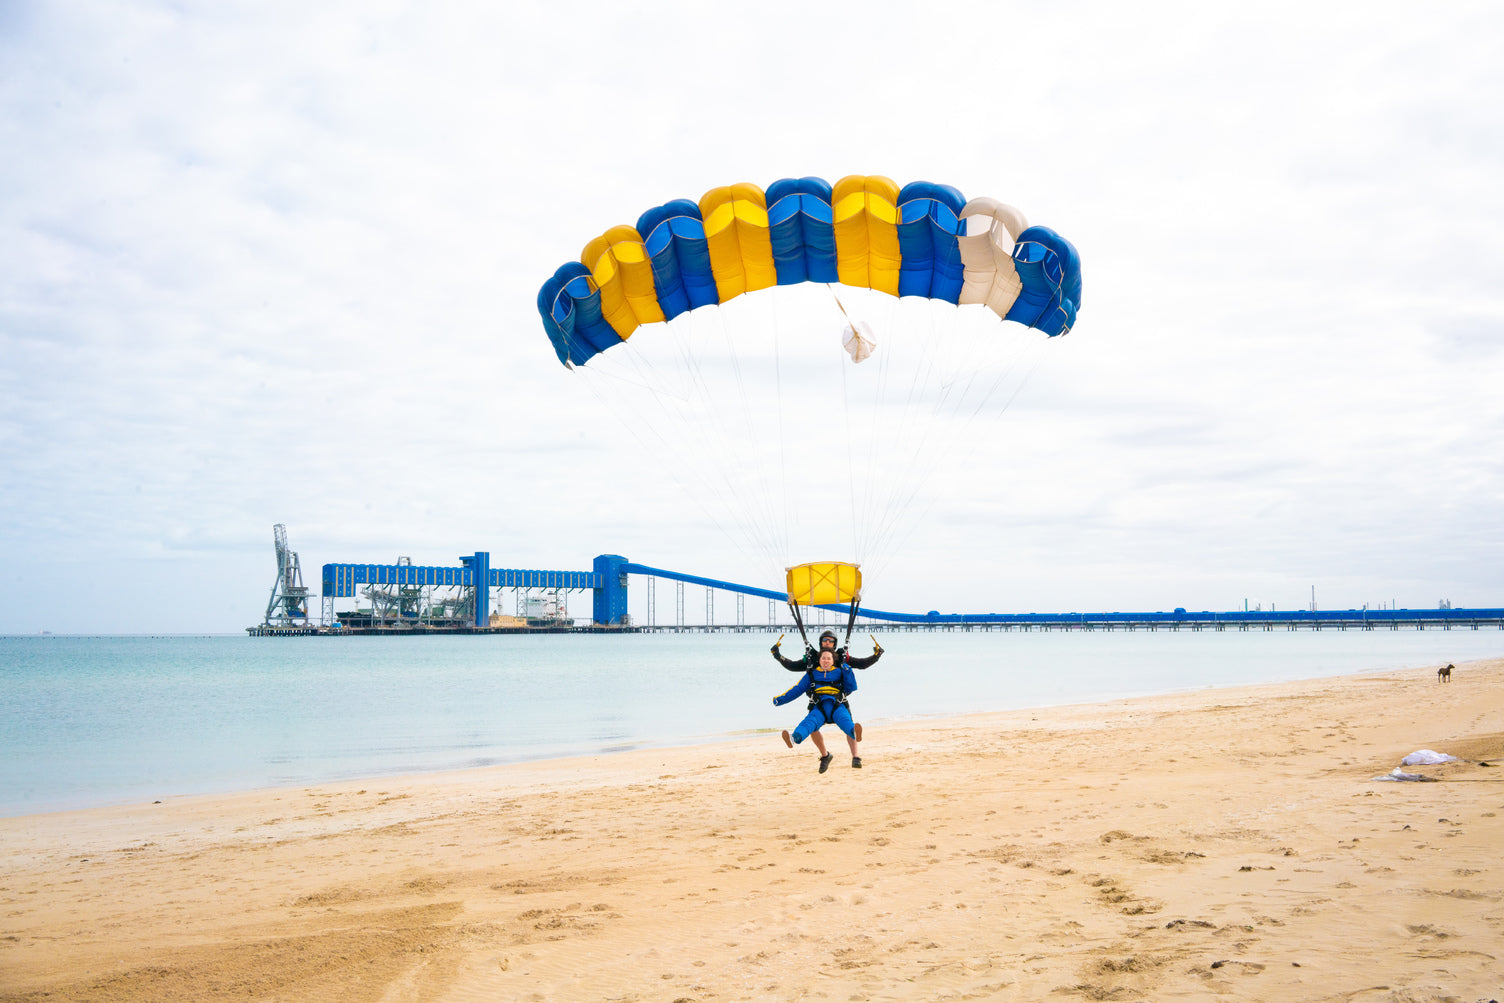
[1438,663,1453,683]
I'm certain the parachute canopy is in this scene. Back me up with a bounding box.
[538,175,1082,367]
[787,562,862,607]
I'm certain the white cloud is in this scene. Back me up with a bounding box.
[1,0,1502,632]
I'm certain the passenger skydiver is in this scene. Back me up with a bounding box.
[771,628,883,672]
[774,648,863,772]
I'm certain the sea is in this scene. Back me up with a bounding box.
[2,629,1500,817]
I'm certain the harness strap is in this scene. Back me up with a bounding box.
[806,681,848,716]
[788,602,810,648]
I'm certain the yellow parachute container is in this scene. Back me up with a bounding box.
[786,562,862,607]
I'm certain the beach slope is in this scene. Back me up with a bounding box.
[3,658,1502,1001]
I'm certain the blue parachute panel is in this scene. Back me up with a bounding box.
[1005,236,1069,336]
[1006,226,1081,336]
[543,261,624,365]
[638,200,718,318]
[537,269,575,365]
[896,182,966,302]
[766,177,837,286]
[1024,225,1082,315]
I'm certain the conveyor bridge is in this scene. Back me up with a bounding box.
[314,552,1504,632]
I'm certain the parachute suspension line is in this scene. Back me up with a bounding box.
[769,289,792,575]
[655,316,777,567]
[863,303,990,576]
[866,291,906,564]
[852,298,933,582]
[741,295,796,584]
[866,299,970,568]
[654,312,771,567]
[576,349,763,567]
[848,301,1007,585]
[788,601,809,647]
[853,292,927,576]
[857,291,903,571]
[827,286,876,566]
[613,306,782,578]
[826,284,937,585]
[882,297,940,559]
[827,283,866,565]
[709,303,787,581]
[832,284,897,571]
[959,311,1049,424]
[826,284,851,322]
[837,313,862,567]
[863,313,1051,582]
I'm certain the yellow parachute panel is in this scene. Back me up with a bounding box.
[831,175,901,296]
[581,225,665,338]
[786,561,863,606]
[699,183,777,302]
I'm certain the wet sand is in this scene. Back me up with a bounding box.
[2,656,1502,1001]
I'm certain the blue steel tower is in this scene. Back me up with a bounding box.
[592,554,630,625]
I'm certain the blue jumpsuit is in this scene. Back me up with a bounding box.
[774,662,859,743]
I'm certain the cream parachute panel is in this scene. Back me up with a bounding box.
[958,197,1029,316]
[787,562,863,607]
[581,225,664,339]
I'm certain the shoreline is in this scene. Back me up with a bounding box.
[13,649,1498,822]
[3,658,1502,1000]
[8,630,1501,820]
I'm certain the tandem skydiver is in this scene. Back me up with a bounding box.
[774,648,863,772]
[771,628,883,672]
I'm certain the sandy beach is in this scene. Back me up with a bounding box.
[2,656,1501,1002]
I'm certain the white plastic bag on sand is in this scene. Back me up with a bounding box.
[1376,767,1439,782]
[842,321,876,363]
[1401,750,1458,765]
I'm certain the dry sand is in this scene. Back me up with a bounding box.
[3,656,1503,1002]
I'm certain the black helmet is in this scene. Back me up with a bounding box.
[818,630,838,648]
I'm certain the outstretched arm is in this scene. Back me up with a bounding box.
[771,643,812,671]
[773,674,812,706]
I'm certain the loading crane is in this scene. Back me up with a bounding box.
[264,523,310,627]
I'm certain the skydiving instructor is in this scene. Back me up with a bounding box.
[771,629,883,672]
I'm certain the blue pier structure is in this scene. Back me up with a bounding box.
[319,552,599,629]
[298,552,1504,635]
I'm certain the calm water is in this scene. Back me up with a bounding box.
[2,629,1500,816]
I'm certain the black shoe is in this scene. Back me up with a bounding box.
[818,752,833,774]
[852,757,863,768]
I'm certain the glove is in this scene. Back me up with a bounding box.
[874,644,884,655]
[770,642,780,654]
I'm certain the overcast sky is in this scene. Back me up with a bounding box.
[3,1,1502,633]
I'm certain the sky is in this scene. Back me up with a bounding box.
[2,0,1502,633]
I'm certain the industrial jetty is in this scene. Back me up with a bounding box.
[249,526,1504,636]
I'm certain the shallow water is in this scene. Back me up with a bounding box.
[2,629,1498,815]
